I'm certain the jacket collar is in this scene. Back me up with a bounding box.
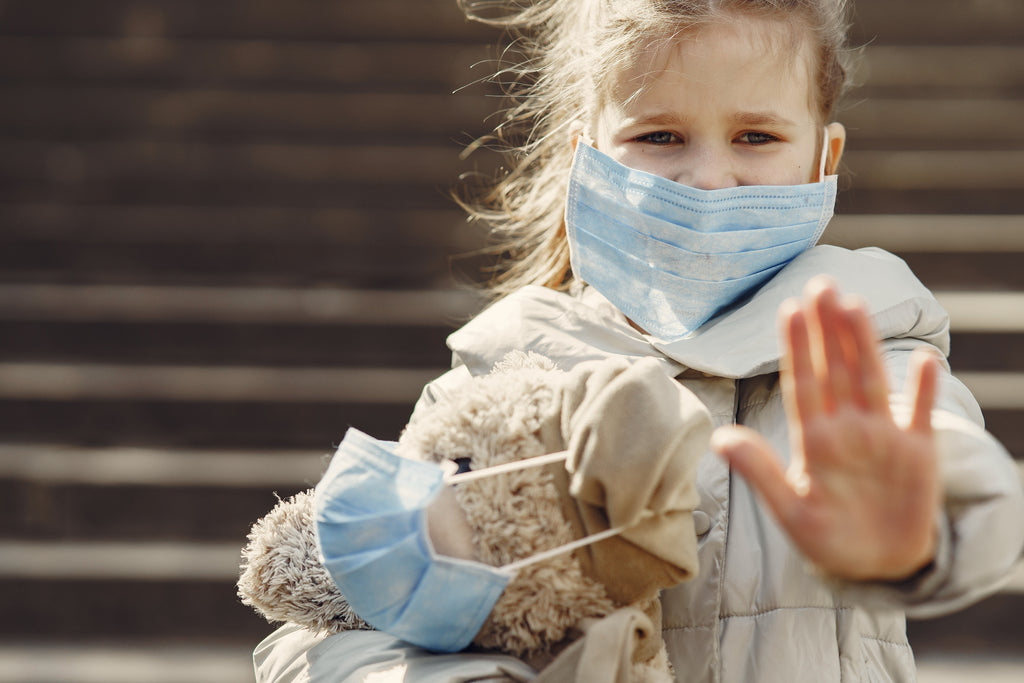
[448,246,949,380]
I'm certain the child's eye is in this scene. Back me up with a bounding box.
[738,131,779,146]
[636,131,680,145]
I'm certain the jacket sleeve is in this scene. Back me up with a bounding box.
[409,363,474,423]
[254,624,536,683]
[834,338,1024,617]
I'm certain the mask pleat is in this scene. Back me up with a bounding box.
[564,142,836,341]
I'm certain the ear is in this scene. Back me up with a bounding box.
[824,122,846,175]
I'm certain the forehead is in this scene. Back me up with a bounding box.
[603,15,818,123]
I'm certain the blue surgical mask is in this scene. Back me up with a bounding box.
[314,428,630,653]
[564,135,837,340]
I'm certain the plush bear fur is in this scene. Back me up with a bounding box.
[238,351,678,681]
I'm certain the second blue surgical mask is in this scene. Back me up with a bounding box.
[564,137,837,340]
[315,428,633,653]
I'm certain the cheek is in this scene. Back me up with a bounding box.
[781,161,816,185]
[593,134,675,179]
[749,146,820,186]
[611,148,673,178]
[595,134,678,180]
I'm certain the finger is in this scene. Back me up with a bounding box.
[843,296,891,413]
[808,278,856,411]
[906,348,940,434]
[779,298,823,422]
[712,425,800,527]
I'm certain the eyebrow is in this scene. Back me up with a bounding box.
[730,112,797,128]
[627,111,797,128]
[624,111,690,127]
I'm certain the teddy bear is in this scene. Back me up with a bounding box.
[238,351,711,682]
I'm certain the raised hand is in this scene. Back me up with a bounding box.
[711,276,941,581]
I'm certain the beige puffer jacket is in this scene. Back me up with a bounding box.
[253,246,1023,683]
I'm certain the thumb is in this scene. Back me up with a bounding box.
[712,425,799,527]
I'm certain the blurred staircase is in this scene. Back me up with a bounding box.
[0,1,1021,681]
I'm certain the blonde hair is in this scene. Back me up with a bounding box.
[456,0,853,299]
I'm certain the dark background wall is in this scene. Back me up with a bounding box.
[0,1,1021,681]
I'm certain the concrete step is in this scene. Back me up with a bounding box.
[2,366,1020,447]
[0,86,496,144]
[4,282,1020,332]
[0,368,1020,454]
[0,36,490,92]
[1,239,1022,288]
[0,643,254,683]
[0,282,1017,451]
[1,537,1021,644]
[5,444,1022,541]
[0,285,485,325]
[0,398,414,448]
[2,441,1021,644]
[909,582,1024,657]
[1,36,1021,98]
[0,0,1017,674]
[4,88,1024,151]
[2,319,1019,372]
[0,363,441,403]
[849,0,1024,45]
[0,284,480,367]
[2,215,1020,290]
[853,46,1024,98]
[1,576,269,641]
[917,655,1024,683]
[0,0,490,43]
[2,140,1022,215]
[826,215,1024,253]
[2,444,323,541]
[0,206,483,253]
[3,479,312,542]
[8,237,1024,288]
[0,319,455,368]
[1,0,1021,46]
[0,40,1021,103]
[0,0,1019,45]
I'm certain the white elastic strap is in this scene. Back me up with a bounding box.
[502,510,656,574]
[444,450,570,485]
[818,126,830,181]
[444,450,653,574]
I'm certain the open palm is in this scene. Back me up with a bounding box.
[713,276,941,581]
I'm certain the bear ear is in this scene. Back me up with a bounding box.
[490,350,558,374]
[238,490,370,634]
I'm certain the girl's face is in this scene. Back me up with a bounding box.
[592,14,845,189]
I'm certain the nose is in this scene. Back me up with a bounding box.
[672,145,738,190]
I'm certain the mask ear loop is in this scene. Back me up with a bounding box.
[818,127,830,181]
[445,450,651,574]
[501,514,650,574]
[444,450,572,485]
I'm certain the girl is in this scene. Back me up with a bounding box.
[254,1,1023,680]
